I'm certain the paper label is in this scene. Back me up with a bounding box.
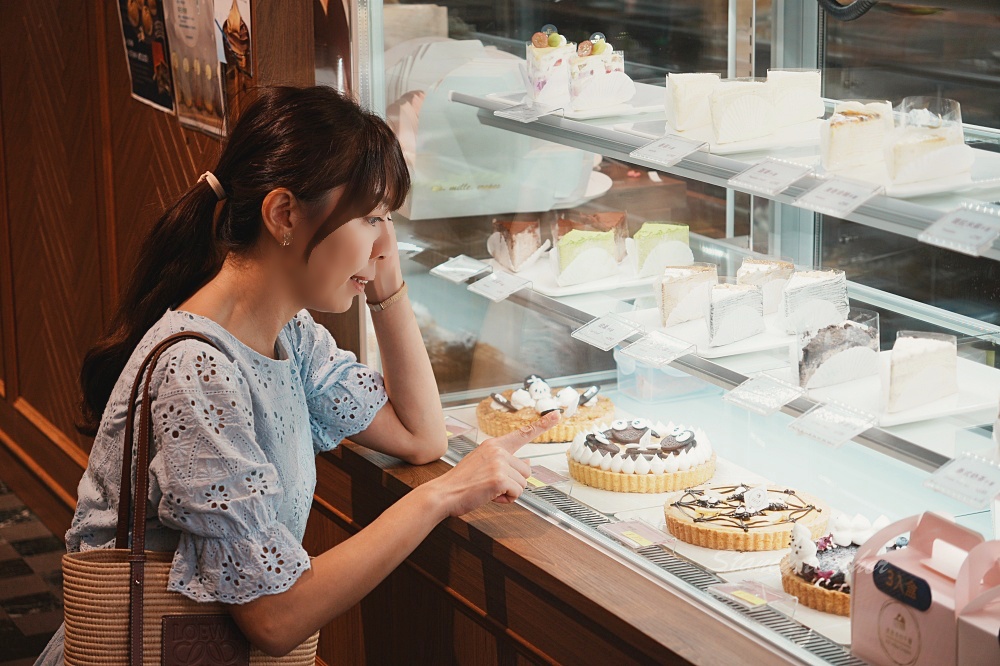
[918,205,1000,257]
[794,177,882,218]
[599,520,671,550]
[629,135,706,168]
[788,401,877,448]
[571,315,641,351]
[873,560,932,611]
[708,582,794,609]
[430,255,491,283]
[620,331,695,368]
[444,416,473,440]
[494,102,562,124]
[526,466,568,489]
[743,485,770,514]
[924,453,1000,509]
[723,373,805,416]
[732,590,767,606]
[467,271,531,302]
[727,159,813,196]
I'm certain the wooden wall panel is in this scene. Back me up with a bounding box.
[0,1,103,451]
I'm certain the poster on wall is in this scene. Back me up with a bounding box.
[215,0,253,77]
[163,0,226,136]
[117,0,175,112]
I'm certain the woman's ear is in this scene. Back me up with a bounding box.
[261,188,297,246]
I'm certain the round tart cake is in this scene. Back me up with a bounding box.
[567,419,715,493]
[476,375,614,443]
[780,514,897,616]
[663,483,828,551]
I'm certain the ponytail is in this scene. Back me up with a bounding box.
[79,86,410,436]
[78,181,224,435]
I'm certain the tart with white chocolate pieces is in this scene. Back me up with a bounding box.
[476,375,614,443]
[567,419,715,493]
[664,483,828,551]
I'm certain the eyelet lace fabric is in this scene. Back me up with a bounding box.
[64,308,387,605]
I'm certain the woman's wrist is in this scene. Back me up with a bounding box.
[365,268,404,304]
[410,479,451,523]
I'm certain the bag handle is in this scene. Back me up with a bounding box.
[111,331,220,666]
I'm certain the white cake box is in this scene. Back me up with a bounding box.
[851,512,984,666]
[955,540,1000,665]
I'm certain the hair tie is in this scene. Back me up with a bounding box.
[198,171,227,201]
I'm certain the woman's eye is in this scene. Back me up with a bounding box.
[366,216,381,227]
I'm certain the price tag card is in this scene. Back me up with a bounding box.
[526,465,569,489]
[467,271,531,302]
[629,135,707,168]
[396,241,425,258]
[917,204,1000,257]
[444,416,474,440]
[727,159,813,197]
[924,453,1000,509]
[430,255,491,283]
[494,102,563,124]
[793,177,883,218]
[620,331,695,368]
[788,401,877,448]
[571,315,642,351]
[723,373,805,416]
[598,520,673,550]
[708,582,797,610]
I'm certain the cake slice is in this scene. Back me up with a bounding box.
[799,321,879,388]
[766,69,824,127]
[487,218,549,272]
[781,270,849,334]
[526,30,574,108]
[554,228,618,286]
[666,73,721,131]
[885,123,972,185]
[820,101,893,171]
[886,333,958,413]
[659,263,717,327]
[709,81,776,144]
[736,257,794,314]
[707,283,764,347]
[630,222,693,277]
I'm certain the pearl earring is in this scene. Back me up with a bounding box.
[281,232,292,247]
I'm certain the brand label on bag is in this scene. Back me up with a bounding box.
[873,560,932,611]
[162,614,250,666]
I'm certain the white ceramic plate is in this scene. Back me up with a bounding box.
[487,256,659,298]
[621,308,796,359]
[487,82,664,121]
[616,119,822,155]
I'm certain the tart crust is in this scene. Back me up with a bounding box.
[476,389,614,443]
[779,555,851,616]
[663,485,829,551]
[567,453,716,493]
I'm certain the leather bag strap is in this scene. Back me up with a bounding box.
[112,331,219,666]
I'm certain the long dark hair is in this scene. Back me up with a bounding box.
[79,86,410,435]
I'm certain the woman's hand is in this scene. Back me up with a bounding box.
[430,411,561,518]
[365,215,404,303]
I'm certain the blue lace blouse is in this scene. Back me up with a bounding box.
[65,308,387,604]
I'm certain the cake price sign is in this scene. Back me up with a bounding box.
[918,204,1000,257]
[924,453,1000,509]
[629,135,707,168]
[467,271,531,302]
[793,177,883,219]
[727,159,813,197]
[430,254,491,283]
[571,315,642,351]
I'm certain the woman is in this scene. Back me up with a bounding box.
[35,86,558,662]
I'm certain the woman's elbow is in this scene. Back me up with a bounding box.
[232,607,300,657]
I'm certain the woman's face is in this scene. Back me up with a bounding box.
[296,192,393,313]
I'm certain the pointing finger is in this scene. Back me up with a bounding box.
[491,411,562,455]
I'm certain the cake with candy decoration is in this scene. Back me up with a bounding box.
[476,375,614,443]
[567,418,716,493]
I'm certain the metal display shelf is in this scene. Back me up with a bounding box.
[449,90,1000,263]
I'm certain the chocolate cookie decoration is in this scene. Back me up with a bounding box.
[584,433,619,457]
[490,393,518,413]
[659,428,696,455]
[605,418,655,445]
[524,374,545,389]
[578,385,600,406]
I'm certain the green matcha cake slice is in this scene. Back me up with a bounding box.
[630,222,693,277]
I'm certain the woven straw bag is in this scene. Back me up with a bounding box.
[62,332,319,665]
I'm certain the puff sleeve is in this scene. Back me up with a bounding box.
[147,342,311,604]
[285,311,388,453]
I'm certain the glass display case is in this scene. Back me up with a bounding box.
[347,2,1000,663]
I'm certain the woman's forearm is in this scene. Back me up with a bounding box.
[369,288,446,458]
[229,481,448,656]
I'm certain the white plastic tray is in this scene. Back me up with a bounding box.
[804,352,1000,428]
[621,308,795,359]
[718,566,851,645]
[487,257,659,298]
[616,119,822,155]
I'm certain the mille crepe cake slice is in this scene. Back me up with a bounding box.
[487,218,549,272]
[736,257,794,315]
[707,283,764,347]
[658,263,717,327]
[781,270,849,334]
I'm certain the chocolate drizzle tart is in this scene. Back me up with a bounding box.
[664,484,829,551]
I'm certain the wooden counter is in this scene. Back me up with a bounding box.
[302,442,804,666]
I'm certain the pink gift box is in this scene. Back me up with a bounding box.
[956,540,1000,665]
